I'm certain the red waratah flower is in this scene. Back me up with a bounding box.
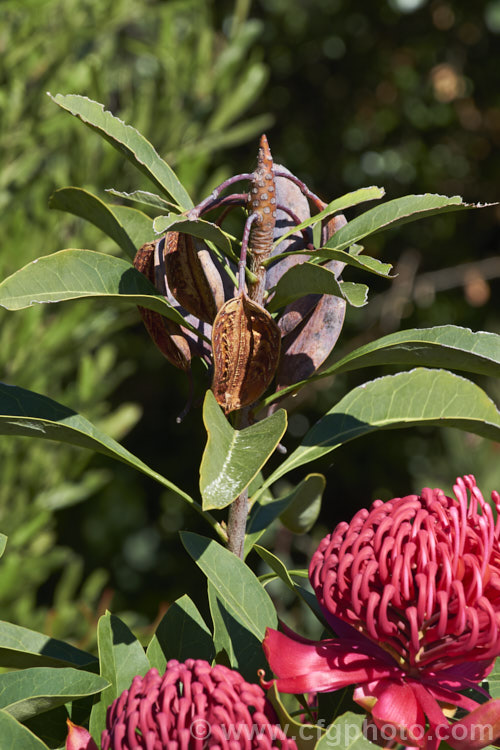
[95,658,297,750]
[263,475,500,750]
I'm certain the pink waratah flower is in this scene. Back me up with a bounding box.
[98,658,297,750]
[263,475,500,750]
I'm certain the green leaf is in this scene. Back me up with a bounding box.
[267,683,323,750]
[273,186,386,250]
[106,188,178,211]
[316,712,374,750]
[0,534,6,558]
[0,620,97,669]
[109,205,155,251]
[279,474,325,534]
[49,187,149,260]
[253,545,326,625]
[263,326,500,406]
[208,582,268,682]
[266,263,368,313]
[200,391,287,510]
[0,249,193,330]
[324,193,495,253]
[264,369,500,487]
[0,710,50,749]
[0,667,108,722]
[327,325,500,378]
[245,474,325,556]
[89,612,150,742]
[0,382,194,507]
[146,595,214,673]
[49,94,193,209]
[153,216,236,261]
[487,659,500,699]
[180,532,277,641]
[265,248,393,279]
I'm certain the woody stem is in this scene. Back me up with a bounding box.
[227,407,251,558]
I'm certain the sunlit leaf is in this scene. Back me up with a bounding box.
[0,249,195,330]
[263,369,500,487]
[324,194,495,253]
[0,667,108,722]
[267,263,368,313]
[180,532,277,641]
[0,383,194,506]
[49,93,193,209]
[200,391,287,510]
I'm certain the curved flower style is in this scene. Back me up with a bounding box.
[263,475,500,750]
[95,658,297,750]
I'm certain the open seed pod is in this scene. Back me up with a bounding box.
[133,243,191,372]
[211,294,281,414]
[164,231,225,324]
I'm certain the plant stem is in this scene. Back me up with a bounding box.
[227,407,250,557]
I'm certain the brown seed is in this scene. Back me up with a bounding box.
[211,294,281,414]
[133,243,191,371]
[164,232,224,323]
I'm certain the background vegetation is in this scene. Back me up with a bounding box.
[1,0,499,644]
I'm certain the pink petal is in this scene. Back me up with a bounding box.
[66,720,98,750]
[446,699,500,750]
[263,628,401,694]
[355,680,426,747]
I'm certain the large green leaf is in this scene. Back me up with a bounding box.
[324,193,494,253]
[49,187,147,260]
[263,326,500,406]
[263,369,500,487]
[153,216,236,261]
[200,391,287,510]
[110,205,155,250]
[89,613,150,742]
[267,263,368,313]
[0,711,50,750]
[0,249,193,329]
[146,595,214,673]
[265,247,393,278]
[49,94,193,209]
[208,582,268,682]
[0,620,96,670]
[0,383,194,507]
[0,667,108,722]
[316,712,375,750]
[180,532,277,641]
[272,185,385,250]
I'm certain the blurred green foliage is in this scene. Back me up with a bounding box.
[1,0,499,641]
[0,0,271,640]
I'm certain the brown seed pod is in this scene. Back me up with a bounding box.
[164,231,224,324]
[275,213,348,389]
[211,294,281,414]
[133,243,191,372]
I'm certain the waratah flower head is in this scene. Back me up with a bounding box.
[263,476,500,749]
[101,658,297,750]
[309,474,500,672]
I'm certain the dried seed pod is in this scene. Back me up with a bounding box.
[133,243,191,372]
[211,294,281,414]
[275,213,348,389]
[266,166,311,292]
[164,231,225,323]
